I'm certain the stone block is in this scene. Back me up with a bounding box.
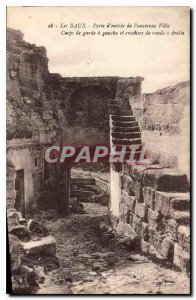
[22,236,56,257]
[129,196,136,213]
[135,202,147,221]
[148,208,164,231]
[142,168,189,192]
[134,182,143,202]
[126,176,135,196]
[173,243,190,272]
[165,219,178,241]
[155,191,188,217]
[132,214,142,236]
[170,194,190,211]
[177,226,190,252]
[148,226,159,248]
[143,187,155,209]
[161,237,174,261]
[9,225,30,241]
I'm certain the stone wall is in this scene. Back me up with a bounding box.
[109,162,190,272]
[130,82,190,177]
[7,27,143,215]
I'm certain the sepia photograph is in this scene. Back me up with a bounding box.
[6,6,190,295]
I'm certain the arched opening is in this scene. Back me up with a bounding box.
[68,85,112,129]
[69,161,110,220]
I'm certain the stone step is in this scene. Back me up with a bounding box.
[109,110,133,116]
[112,138,142,146]
[111,132,141,139]
[71,178,96,185]
[112,121,138,127]
[70,190,94,198]
[84,185,102,195]
[112,125,140,133]
[111,115,135,122]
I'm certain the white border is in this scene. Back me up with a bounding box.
[0,0,195,298]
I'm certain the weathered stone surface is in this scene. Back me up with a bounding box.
[132,214,143,236]
[122,175,135,196]
[170,195,190,211]
[142,169,189,192]
[7,210,22,229]
[173,243,190,272]
[12,265,38,294]
[143,187,155,209]
[135,202,148,221]
[9,234,24,273]
[155,191,188,217]
[161,237,174,261]
[141,239,150,254]
[165,219,178,241]
[9,225,30,241]
[149,245,164,261]
[134,182,143,203]
[148,227,159,248]
[141,222,149,242]
[172,211,190,225]
[27,219,49,237]
[177,226,190,252]
[130,165,148,181]
[22,236,56,256]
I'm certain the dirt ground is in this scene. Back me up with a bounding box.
[41,202,190,295]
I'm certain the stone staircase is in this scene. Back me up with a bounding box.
[70,177,108,205]
[108,98,142,160]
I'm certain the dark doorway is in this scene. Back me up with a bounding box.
[15,170,25,217]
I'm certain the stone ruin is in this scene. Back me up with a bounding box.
[6,27,190,293]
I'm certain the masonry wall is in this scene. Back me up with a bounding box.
[130,82,190,177]
[110,161,190,272]
[109,80,190,272]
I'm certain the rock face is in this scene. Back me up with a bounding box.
[7,28,49,140]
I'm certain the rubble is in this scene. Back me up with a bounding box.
[7,210,70,294]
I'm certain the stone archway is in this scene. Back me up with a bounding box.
[68,85,113,129]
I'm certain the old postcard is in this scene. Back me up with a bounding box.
[6,6,190,294]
